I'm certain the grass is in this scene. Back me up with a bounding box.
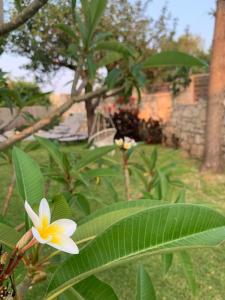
[1,143,225,299]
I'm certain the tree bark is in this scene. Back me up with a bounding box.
[85,100,96,136]
[0,0,48,36]
[0,0,3,26]
[201,0,225,172]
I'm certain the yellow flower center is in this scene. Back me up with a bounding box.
[38,216,64,244]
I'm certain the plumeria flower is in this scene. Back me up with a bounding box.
[123,137,136,150]
[115,137,136,150]
[25,198,79,254]
[115,138,123,147]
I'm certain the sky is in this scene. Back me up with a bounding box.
[0,0,216,93]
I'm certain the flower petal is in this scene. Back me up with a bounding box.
[47,235,79,254]
[50,219,77,237]
[32,227,49,244]
[25,201,40,227]
[39,198,51,225]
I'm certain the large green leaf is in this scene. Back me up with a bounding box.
[12,147,44,204]
[76,275,118,300]
[88,0,107,42]
[94,41,135,57]
[142,51,208,69]
[97,52,123,68]
[74,200,164,244]
[74,146,115,171]
[0,222,22,249]
[46,204,225,299]
[136,265,156,300]
[59,275,118,300]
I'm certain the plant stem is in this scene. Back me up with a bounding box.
[122,152,131,200]
[15,274,32,300]
[2,173,16,216]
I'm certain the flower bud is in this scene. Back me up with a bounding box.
[0,252,8,265]
[16,230,32,250]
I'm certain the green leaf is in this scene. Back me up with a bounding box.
[105,69,122,89]
[97,52,122,68]
[162,253,173,276]
[88,0,107,42]
[74,146,115,170]
[59,275,118,300]
[149,148,158,171]
[76,193,91,216]
[46,204,225,299]
[142,51,208,69]
[12,147,44,205]
[74,199,165,244]
[51,195,72,221]
[175,189,186,203]
[94,41,135,57]
[83,167,118,178]
[0,222,22,249]
[35,136,66,173]
[136,265,156,300]
[179,251,197,295]
[74,275,118,300]
[102,178,119,202]
[56,24,77,39]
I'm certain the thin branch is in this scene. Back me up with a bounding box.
[0,85,123,150]
[0,0,48,36]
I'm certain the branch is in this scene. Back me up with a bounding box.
[0,0,48,36]
[0,85,123,150]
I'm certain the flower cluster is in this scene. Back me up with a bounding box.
[115,137,136,150]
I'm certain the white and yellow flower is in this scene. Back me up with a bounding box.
[115,137,136,150]
[115,138,123,147]
[25,198,79,254]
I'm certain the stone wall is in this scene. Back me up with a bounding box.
[163,99,207,158]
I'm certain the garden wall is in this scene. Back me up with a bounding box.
[162,74,213,159]
[163,99,207,158]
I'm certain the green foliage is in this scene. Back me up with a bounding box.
[131,147,187,201]
[74,200,165,244]
[0,80,50,108]
[0,222,22,249]
[136,265,156,300]
[51,194,73,221]
[60,275,118,300]
[12,146,44,205]
[179,251,197,295]
[142,51,208,69]
[46,203,225,299]
[1,143,225,299]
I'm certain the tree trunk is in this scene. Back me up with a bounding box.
[0,0,3,26]
[85,100,96,136]
[201,0,225,172]
[85,82,99,136]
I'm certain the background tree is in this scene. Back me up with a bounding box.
[7,0,178,133]
[202,0,225,172]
